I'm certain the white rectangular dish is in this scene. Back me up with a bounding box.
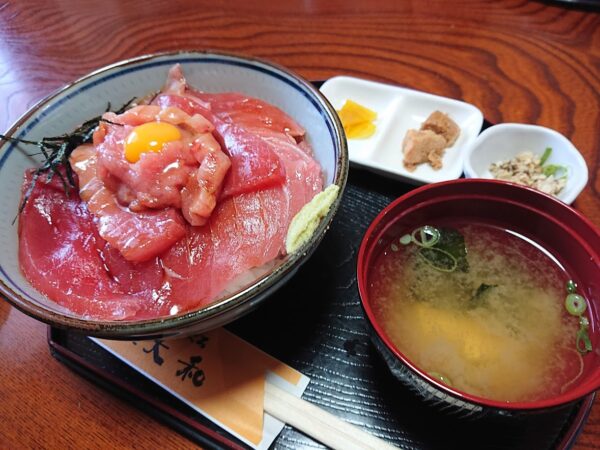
[320,76,484,184]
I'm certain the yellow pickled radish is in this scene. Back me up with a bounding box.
[337,100,377,139]
[345,122,376,139]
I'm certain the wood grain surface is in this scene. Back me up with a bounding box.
[0,0,599,448]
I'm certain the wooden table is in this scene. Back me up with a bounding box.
[1,0,599,448]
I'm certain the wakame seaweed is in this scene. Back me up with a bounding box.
[468,283,497,309]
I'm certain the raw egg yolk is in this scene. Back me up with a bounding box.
[124,122,181,163]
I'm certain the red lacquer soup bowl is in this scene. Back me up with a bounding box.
[357,179,600,415]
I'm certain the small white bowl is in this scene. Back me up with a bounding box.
[463,123,588,204]
[320,76,484,185]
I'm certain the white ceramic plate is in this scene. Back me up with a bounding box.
[320,76,484,184]
[463,123,588,204]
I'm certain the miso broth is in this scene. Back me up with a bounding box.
[369,223,582,402]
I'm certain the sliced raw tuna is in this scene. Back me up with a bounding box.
[158,186,289,312]
[194,92,305,139]
[153,93,283,199]
[18,170,162,320]
[216,122,287,199]
[71,145,187,262]
[95,103,231,225]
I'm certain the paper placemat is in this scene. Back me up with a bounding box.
[93,328,309,450]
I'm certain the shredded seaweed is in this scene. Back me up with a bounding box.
[1,98,135,222]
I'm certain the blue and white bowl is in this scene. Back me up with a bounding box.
[0,51,348,338]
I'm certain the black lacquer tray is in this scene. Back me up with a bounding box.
[49,166,594,450]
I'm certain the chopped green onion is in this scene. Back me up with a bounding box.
[390,243,399,252]
[564,283,593,354]
[411,226,440,248]
[402,226,467,274]
[543,164,567,178]
[577,317,592,354]
[540,146,552,165]
[565,293,587,316]
[418,247,458,273]
[399,234,412,245]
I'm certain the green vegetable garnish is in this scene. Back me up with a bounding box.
[543,164,567,178]
[399,234,412,245]
[565,293,587,316]
[401,226,469,273]
[540,146,552,166]
[402,226,499,310]
[410,225,440,248]
[1,98,135,220]
[430,227,469,273]
[564,280,592,354]
[577,317,593,354]
[418,247,458,273]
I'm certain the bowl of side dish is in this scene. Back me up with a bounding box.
[463,123,588,204]
[357,179,600,415]
[0,51,348,338]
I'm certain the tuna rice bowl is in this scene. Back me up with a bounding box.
[9,60,342,325]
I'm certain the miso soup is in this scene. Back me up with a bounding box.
[369,223,584,402]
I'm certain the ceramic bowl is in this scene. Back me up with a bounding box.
[320,76,483,185]
[463,123,588,204]
[0,50,348,338]
[357,179,600,415]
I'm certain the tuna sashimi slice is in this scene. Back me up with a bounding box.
[159,186,289,309]
[192,91,315,199]
[217,123,287,199]
[94,103,231,226]
[71,145,187,262]
[18,171,158,320]
[155,92,287,199]
[195,92,305,139]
